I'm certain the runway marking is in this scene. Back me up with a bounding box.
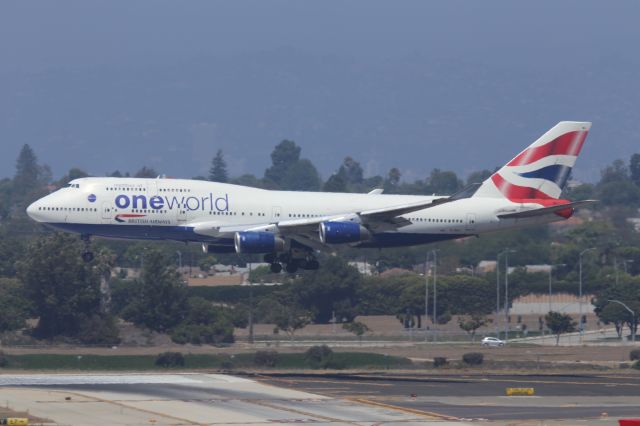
[42,389,203,425]
[245,399,361,425]
[346,374,640,388]
[286,378,393,387]
[346,397,460,421]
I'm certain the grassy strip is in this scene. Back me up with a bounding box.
[3,352,412,371]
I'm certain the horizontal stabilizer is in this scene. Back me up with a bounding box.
[497,200,597,219]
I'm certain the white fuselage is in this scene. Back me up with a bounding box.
[26,177,562,249]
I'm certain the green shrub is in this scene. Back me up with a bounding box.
[155,352,185,368]
[633,360,640,370]
[170,322,234,345]
[0,350,8,368]
[462,352,484,366]
[254,350,279,367]
[433,357,448,368]
[305,345,334,368]
[630,349,640,361]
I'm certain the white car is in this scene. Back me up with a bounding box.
[481,337,505,347]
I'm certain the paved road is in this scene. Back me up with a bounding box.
[256,372,640,421]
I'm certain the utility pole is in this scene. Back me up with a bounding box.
[504,249,509,341]
[579,248,595,343]
[432,249,438,342]
[496,252,502,338]
[424,252,430,342]
[248,263,254,344]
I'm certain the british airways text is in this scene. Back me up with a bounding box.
[114,193,229,211]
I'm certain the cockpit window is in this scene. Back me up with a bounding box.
[64,183,80,189]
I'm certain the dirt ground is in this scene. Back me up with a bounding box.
[1,314,636,367]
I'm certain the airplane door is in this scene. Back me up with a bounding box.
[148,181,158,196]
[466,213,476,231]
[177,207,187,224]
[272,206,282,222]
[102,202,113,222]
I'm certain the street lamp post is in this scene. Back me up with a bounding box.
[579,248,596,342]
[607,299,636,343]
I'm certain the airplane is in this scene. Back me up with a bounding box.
[27,121,595,273]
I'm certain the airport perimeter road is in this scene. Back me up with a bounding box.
[0,373,468,425]
[256,373,640,421]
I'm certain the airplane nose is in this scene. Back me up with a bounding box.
[26,201,38,220]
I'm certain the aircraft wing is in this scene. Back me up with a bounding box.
[192,183,481,248]
[496,200,597,219]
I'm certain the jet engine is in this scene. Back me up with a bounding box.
[234,231,285,254]
[319,221,371,244]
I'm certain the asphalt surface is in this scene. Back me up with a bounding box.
[256,372,640,421]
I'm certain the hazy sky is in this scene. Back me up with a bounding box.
[2,1,640,182]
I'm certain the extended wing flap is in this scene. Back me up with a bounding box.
[497,200,597,219]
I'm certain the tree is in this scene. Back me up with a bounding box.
[209,149,228,183]
[598,303,627,338]
[466,169,492,186]
[273,303,310,341]
[337,157,364,186]
[384,168,401,192]
[265,140,301,185]
[16,233,118,342]
[545,311,577,346]
[280,159,321,191]
[342,321,370,343]
[134,166,158,178]
[14,144,40,192]
[630,153,640,187]
[170,297,235,344]
[323,173,348,192]
[0,278,29,332]
[57,168,89,186]
[121,249,187,332]
[458,315,491,341]
[293,257,362,323]
[426,169,463,195]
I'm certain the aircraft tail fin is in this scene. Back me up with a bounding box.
[473,121,591,201]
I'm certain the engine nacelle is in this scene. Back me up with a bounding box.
[319,221,371,244]
[234,231,285,254]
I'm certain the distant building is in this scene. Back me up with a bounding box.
[511,293,595,314]
[379,267,414,278]
[476,260,497,274]
[348,261,375,275]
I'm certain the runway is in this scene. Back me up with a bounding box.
[0,373,463,425]
[1,372,638,425]
[257,372,640,421]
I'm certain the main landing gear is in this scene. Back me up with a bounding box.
[264,253,320,274]
[81,234,94,263]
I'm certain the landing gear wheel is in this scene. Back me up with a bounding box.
[82,251,94,263]
[285,261,299,274]
[270,262,283,273]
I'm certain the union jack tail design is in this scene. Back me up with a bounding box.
[474,121,591,202]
